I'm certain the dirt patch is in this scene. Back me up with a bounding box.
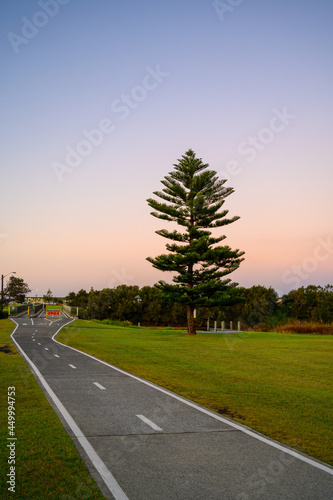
[217,407,245,420]
[0,344,16,355]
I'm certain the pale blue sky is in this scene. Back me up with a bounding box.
[1,0,332,297]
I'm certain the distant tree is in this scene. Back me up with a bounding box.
[109,285,142,323]
[76,289,89,308]
[282,285,333,322]
[318,285,333,323]
[4,276,31,304]
[86,288,113,320]
[147,149,245,335]
[65,289,89,308]
[237,286,278,327]
[43,289,53,303]
[65,291,77,306]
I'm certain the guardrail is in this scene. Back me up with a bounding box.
[10,303,45,318]
[62,303,78,318]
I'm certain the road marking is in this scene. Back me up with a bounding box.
[136,415,163,431]
[54,354,60,358]
[22,323,27,325]
[45,347,49,350]
[32,339,35,342]
[10,320,129,500]
[31,319,34,325]
[69,364,76,369]
[38,343,41,345]
[93,382,106,390]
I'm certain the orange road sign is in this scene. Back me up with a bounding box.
[46,310,61,317]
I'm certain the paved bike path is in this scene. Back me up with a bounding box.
[11,313,333,499]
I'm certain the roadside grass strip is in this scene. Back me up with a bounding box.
[57,320,333,466]
[0,319,105,499]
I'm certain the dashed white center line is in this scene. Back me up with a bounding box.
[54,354,60,358]
[69,364,77,369]
[45,347,49,351]
[136,415,163,431]
[93,382,106,390]
[38,343,41,345]
[31,319,34,325]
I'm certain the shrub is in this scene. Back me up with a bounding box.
[275,321,333,335]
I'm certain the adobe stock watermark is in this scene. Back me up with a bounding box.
[281,235,333,290]
[236,448,296,499]
[213,0,245,22]
[51,65,169,183]
[108,268,135,288]
[218,107,296,183]
[7,0,70,54]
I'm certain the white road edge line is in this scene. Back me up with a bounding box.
[93,382,106,390]
[136,414,163,431]
[10,319,129,500]
[50,327,333,476]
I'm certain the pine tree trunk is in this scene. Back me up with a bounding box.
[187,305,196,335]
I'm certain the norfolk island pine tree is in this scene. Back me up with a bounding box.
[146,149,245,335]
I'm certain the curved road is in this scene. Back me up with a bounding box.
[10,311,333,499]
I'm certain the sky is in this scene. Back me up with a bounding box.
[1,0,332,298]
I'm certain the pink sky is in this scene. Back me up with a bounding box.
[1,1,332,297]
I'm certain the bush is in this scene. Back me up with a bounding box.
[250,320,333,335]
[275,321,333,335]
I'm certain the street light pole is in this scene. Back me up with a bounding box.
[0,272,16,316]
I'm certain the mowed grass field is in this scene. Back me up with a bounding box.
[0,319,105,499]
[57,320,333,466]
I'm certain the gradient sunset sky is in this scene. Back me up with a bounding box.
[1,0,332,297]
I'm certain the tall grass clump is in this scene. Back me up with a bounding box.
[274,321,333,335]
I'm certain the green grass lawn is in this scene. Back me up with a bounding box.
[0,319,105,499]
[57,321,333,466]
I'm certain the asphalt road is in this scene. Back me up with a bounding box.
[10,312,333,499]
